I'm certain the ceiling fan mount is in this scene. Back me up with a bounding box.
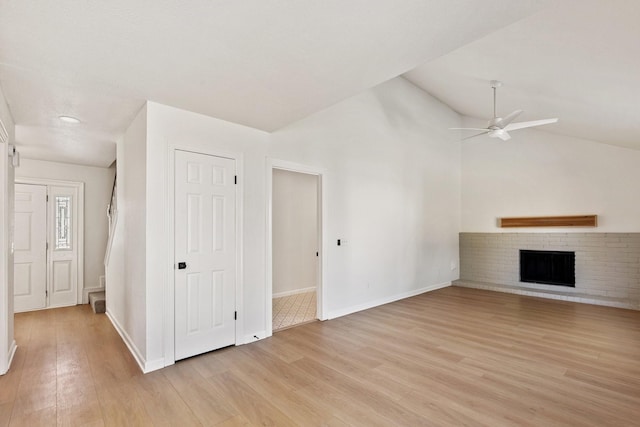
[450,80,558,141]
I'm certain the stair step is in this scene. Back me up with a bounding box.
[89,291,106,314]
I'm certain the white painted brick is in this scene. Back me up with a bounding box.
[459,232,640,308]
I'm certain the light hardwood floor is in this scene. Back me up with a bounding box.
[1,286,639,426]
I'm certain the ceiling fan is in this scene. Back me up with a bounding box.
[450,80,558,141]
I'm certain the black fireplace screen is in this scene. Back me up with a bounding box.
[520,250,575,287]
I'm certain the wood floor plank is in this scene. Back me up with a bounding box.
[207,371,297,427]
[56,400,104,427]
[250,335,304,364]
[56,372,98,410]
[228,365,333,426]
[96,383,154,427]
[0,349,25,405]
[293,379,399,427]
[11,368,56,418]
[7,406,56,427]
[291,356,429,426]
[212,414,253,427]
[234,345,316,391]
[162,361,236,426]
[133,371,202,426]
[0,402,12,427]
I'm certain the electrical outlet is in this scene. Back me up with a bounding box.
[450,261,457,271]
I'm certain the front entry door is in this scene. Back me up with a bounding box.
[15,181,82,312]
[174,150,236,360]
[47,185,79,308]
[14,184,47,312]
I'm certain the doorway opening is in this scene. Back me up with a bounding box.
[270,166,322,332]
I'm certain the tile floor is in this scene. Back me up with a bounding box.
[272,290,317,331]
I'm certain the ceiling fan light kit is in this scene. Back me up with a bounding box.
[58,115,81,124]
[450,80,558,141]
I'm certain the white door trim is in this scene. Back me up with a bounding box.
[165,145,244,367]
[14,177,84,306]
[0,128,14,375]
[266,158,327,337]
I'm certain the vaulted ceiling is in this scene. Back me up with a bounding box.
[405,0,640,150]
[1,0,637,167]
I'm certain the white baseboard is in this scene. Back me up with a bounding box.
[2,340,17,374]
[106,310,163,374]
[144,357,166,373]
[83,286,105,304]
[241,330,267,345]
[273,286,316,298]
[326,281,451,320]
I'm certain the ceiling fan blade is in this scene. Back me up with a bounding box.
[449,127,491,131]
[504,118,558,131]
[462,131,490,141]
[495,109,523,128]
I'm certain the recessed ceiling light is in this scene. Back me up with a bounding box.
[58,115,81,124]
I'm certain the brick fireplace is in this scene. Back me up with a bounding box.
[455,233,640,310]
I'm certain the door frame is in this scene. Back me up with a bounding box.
[266,158,327,336]
[14,177,85,306]
[165,146,243,367]
[0,124,15,375]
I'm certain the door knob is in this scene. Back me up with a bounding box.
[178,262,187,270]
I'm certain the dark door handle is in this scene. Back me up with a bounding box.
[178,262,187,270]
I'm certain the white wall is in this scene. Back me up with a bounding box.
[146,102,270,366]
[272,169,318,296]
[107,105,148,366]
[126,76,460,370]
[461,118,640,232]
[271,77,461,318]
[15,159,115,296]
[0,85,16,375]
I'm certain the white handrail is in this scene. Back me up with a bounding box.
[104,207,118,267]
[104,173,117,267]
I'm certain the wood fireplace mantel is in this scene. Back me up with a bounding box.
[499,215,598,228]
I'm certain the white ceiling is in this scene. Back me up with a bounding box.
[6,1,639,166]
[0,0,550,167]
[404,0,640,150]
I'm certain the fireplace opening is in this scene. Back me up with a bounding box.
[520,250,575,287]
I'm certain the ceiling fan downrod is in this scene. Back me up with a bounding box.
[490,80,502,119]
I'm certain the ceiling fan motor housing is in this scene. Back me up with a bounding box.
[488,117,502,129]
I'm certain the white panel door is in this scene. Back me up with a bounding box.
[174,150,236,360]
[48,185,78,308]
[14,184,47,312]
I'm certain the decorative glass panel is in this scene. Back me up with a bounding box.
[55,196,72,250]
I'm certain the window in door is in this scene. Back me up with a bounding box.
[55,195,72,250]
